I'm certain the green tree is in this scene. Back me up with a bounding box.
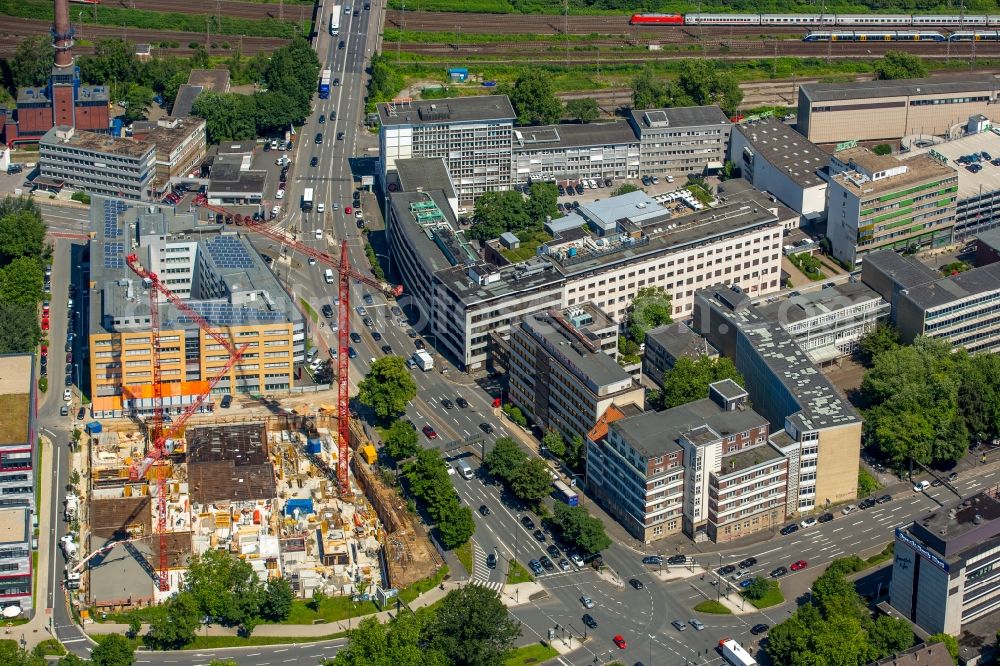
[253,90,303,134]
[958,353,1000,442]
[549,502,611,555]
[565,434,585,469]
[566,97,600,123]
[509,457,553,505]
[658,356,744,410]
[127,616,142,639]
[868,615,915,659]
[184,549,263,627]
[483,437,527,483]
[383,418,420,460]
[874,51,928,80]
[367,53,405,105]
[192,92,258,142]
[670,60,743,115]
[857,323,901,367]
[468,190,530,241]
[10,35,53,88]
[120,83,155,123]
[744,577,773,602]
[309,589,327,612]
[524,181,559,225]
[327,611,447,666]
[92,634,135,666]
[503,70,563,126]
[927,633,959,663]
[163,70,191,111]
[858,468,880,497]
[79,40,140,92]
[503,404,528,428]
[0,302,41,354]
[611,184,640,197]
[0,256,45,307]
[144,591,200,649]
[429,585,522,666]
[436,502,476,550]
[626,286,673,342]
[631,66,667,110]
[358,356,418,420]
[541,430,566,458]
[0,201,47,262]
[260,576,294,622]
[872,144,893,156]
[0,639,45,666]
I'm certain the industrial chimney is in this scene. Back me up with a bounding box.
[50,0,78,127]
[52,0,74,68]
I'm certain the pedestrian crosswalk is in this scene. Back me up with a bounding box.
[470,541,504,594]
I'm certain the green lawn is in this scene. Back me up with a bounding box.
[399,565,449,604]
[456,540,474,575]
[184,632,347,649]
[299,297,319,323]
[504,643,558,666]
[693,599,732,614]
[499,230,553,264]
[506,560,533,585]
[32,638,66,657]
[284,596,379,625]
[744,582,785,609]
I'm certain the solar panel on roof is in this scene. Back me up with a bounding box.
[205,236,255,269]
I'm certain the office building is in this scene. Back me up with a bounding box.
[512,120,640,183]
[827,147,958,266]
[753,281,890,364]
[642,322,717,388]
[205,154,268,206]
[890,487,1000,635]
[976,228,1000,266]
[129,116,207,191]
[508,305,643,443]
[904,129,1000,241]
[862,249,1000,354]
[694,285,863,515]
[378,96,516,205]
[39,126,156,200]
[88,197,305,416]
[0,354,38,510]
[587,379,787,544]
[797,75,1000,144]
[0,507,33,614]
[627,106,732,177]
[729,119,829,221]
[867,643,955,666]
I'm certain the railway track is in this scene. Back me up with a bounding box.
[121,0,309,21]
[0,16,290,56]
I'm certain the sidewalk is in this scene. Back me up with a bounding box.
[87,580,465,640]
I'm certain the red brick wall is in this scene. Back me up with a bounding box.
[52,85,75,127]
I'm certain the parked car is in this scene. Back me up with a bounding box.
[842,504,858,515]
[818,512,834,523]
[539,556,554,571]
[220,395,232,408]
[533,529,546,542]
[547,544,560,559]
[717,564,737,576]
[876,494,893,504]
[780,524,799,536]
[800,517,817,528]
[529,560,544,575]
[521,516,535,530]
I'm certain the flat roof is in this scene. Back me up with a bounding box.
[904,131,1000,200]
[913,490,1000,547]
[628,105,730,132]
[756,281,885,325]
[186,68,230,91]
[611,394,767,459]
[141,118,206,156]
[378,95,516,127]
[395,158,456,198]
[0,354,33,446]
[862,249,940,290]
[977,227,1000,252]
[218,140,257,155]
[902,262,1000,310]
[171,85,203,118]
[832,152,956,198]
[736,119,828,188]
[208,170,267,195]
[722,442,785,475]
[514,120,638,150]
[801,74,999,103]
[698,285,862,430]
[17,84,109,105]
[41,126,154,159]
[0,507,28,544]
[646,322,713,361]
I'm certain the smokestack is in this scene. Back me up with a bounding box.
[52,0,74,68]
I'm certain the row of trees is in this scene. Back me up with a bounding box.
[541,430,585,470]
[766,559,916,664]
[484,437,555,507]
[327,584,521,666]
[861,334,1000,469]
[193,38,320,142]
[143,550,294,649]
[358,356,418,420]
[404,448,476,549]
[632,61,743,115]
[0,197,47,355]
[547,502,611,555]
[467,181,559,241]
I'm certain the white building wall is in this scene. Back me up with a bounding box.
[826,178,864,265]
[729,129,828,219]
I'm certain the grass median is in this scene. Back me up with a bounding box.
[693,599,732,614]
[504,643,558,666]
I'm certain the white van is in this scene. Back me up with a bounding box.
[324,269,335,284]
[913,480,931,492]
[455,460,473,480]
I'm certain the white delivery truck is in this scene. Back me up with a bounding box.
[455,460,473,480]
[719,639,757,666]
[412,349,434,371]
[324,269,335,284]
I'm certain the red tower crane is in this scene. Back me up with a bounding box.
[125,253,249,590]
[189,196,403,496]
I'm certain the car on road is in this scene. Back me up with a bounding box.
[314,228,323,239]
[318,114,325,124]
[582,613,598,629]
[533,529,546,542]
[478,504,490,516]
[363,293,374,305]
[479,422,494,434]
[315,133,323,144]
[671,619,686,631]
[914,480,931,492]
[60,404,69,417]
[355,306,367,316]
[414,339,425,350]
[310,156,319,167]
[689,619,705,631]
[629,578,644,590]
[338,40,345,49]
[220,395,232,409]
[751,623,769,635]
[529,560,544,575]
[642,555,663,566]
[613,635,627,650]
[337,132,345,140]
[381,344,392,354]
[345,206,352,214]
[948,472,959,482]
[347,347,358,359]
[739,557,757,569]
[547,544,560,559]
[842,504,857,515]
[371,331,382,342]
[539,556,554,571]
[391,305,403,317]
[486,553,497,569]
[818,512,834,523]
[667,554,687,565]
[790,560,808,571]
[322,304,334,318]
[333,78,340,86]
[63,389,72,402]
[580,595,595,609]
[800,517,817,529]
[717,564,737,576]
[570,553,585,568]
[441,399,454,409]
[350,332,362,343]
[780,524,799,536]
[876,494,892,504]
[559,559,570,571]
[731,570,749,581]
[456,397,468,408]
[521,516,535,530]
[770,566,788,578]
[422,425,437,439]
